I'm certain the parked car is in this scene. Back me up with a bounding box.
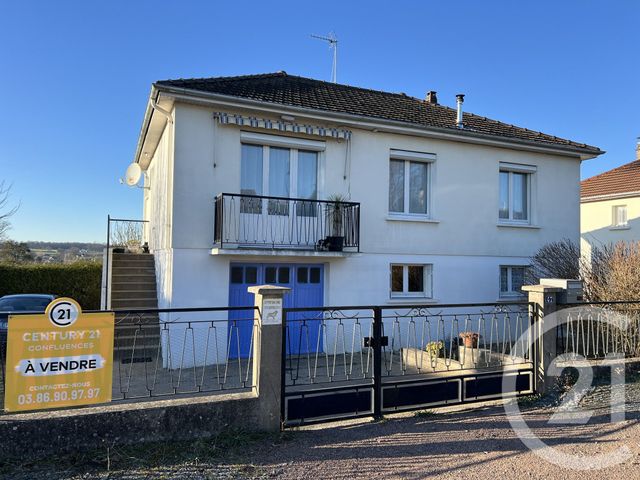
[0,294,56,352]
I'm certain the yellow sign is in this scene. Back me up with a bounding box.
[4,298,114,412]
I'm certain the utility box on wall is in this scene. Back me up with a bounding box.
[539,278,584,303]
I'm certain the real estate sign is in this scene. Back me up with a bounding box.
[4,298,114,412]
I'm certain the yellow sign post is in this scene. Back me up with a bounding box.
[4,298,114,412]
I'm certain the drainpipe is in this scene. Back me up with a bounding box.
[150,98,174,124]
[456,94,465,128]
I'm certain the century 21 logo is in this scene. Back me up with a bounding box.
[45,298,81,328]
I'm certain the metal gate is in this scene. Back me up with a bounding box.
[281,302,536,427]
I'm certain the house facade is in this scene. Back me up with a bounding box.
[581,141,640,256]
[127,72,602,314]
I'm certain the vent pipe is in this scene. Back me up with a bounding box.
[636,137,640,161]
[456,94,465,128]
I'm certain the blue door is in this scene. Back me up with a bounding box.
[228,263,324,358]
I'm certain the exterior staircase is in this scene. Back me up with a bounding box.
[109,252,160,362]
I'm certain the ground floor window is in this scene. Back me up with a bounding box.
[500,265,528,298]
[390,264,433,298]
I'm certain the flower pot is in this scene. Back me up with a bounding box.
[459,333,480,349]
[324,236,344,252]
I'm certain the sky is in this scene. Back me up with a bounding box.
[0,1,638,242]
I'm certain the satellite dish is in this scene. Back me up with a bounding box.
[124,163,142,187]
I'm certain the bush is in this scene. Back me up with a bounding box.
[0,262,102,310]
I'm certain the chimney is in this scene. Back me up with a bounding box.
[456,94,465,128]
[425,91,438,105]
[637,137,640,160]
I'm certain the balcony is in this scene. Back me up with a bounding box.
[213,193,360,255]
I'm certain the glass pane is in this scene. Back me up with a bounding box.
[310,267,321,284]
[241,145,263,196]
[297,151,318,217]
[265,267,277,284]
[231,267,243,284]
[499,171,509,219]
[389,160,405,213]
[391,265,403,293]
[512,173,528,220]
[268,147,290,215]
[245,266,257,284]
[278,267,290,284]
[500,267,508,292]
[409,162,428,214]
[297,267,308,283]
[511,267,525,293]
[408,265,424,292]
[297,151,317,199]
[241,144,263,214]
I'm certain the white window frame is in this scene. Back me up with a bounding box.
[240,132,325,200]
[388,149,435,219]
[390,263,433,299]
[612,205,628,228]
[498,162,536,225]
[499,265,528,298]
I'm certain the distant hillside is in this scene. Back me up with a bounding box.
[27,241,105,264]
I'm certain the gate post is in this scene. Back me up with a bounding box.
[248,285,291,431]
[522,283,563,394]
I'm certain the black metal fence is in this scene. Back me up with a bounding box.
[282,302,535,426]
[214,193,360,251]
[0,306,259,413]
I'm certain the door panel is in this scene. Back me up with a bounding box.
[229,264,324,358]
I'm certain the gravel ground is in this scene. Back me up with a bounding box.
[6,400,640,480]
[7,367,640,480]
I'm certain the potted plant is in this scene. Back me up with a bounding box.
[324,193,349,252]
[459,332,480,348]
[425,340,443,359]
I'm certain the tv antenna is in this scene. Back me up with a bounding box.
[311,32,338,83]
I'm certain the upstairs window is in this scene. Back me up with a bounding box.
[500,266,528,298]
[499,163,535,223]
[388,150,435,217]
[612,205,628,227]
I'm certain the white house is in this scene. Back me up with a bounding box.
[117,72,601,329]
[581,140,640,257]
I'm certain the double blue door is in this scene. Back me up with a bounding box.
[228,263,324,358]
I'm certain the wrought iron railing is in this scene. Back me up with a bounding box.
[282,302,533,388]
[105,215,149,309]
[0,306,259,413]
[214,193,360,251]
[380,303,533,378]
[556,301,640,359]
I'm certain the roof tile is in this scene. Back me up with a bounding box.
[156,72,601,153]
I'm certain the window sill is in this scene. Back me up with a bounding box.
[387,297,438,304]
[497,296,527,303]
[497,222,540,230]
[386,214,440,224]
[610,225,630,231]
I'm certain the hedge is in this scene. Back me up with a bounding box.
[0,262,102,310]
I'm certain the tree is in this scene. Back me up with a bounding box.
[0,240,33,263]
[527,238,582,283]
[0,181,18,241]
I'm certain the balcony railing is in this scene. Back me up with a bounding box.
[214,193,360,252]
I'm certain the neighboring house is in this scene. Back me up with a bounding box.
[114,72,602,320]
[581,141,640,256]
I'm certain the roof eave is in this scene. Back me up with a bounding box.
[133,85,160,165]
[581,190,640,203]
[146,83,604,160]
